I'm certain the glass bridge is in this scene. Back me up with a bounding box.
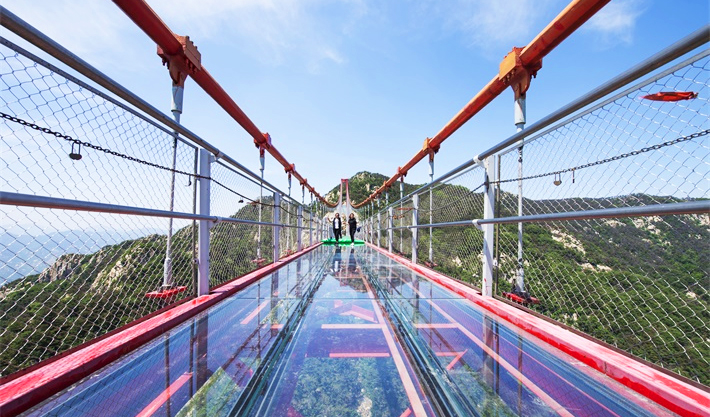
[24,246,674,417]
[1,2,708,417]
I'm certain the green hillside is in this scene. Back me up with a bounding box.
[1,172,707,386]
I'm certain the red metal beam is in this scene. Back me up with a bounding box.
[111,0,336,207]
[353,0,610,208]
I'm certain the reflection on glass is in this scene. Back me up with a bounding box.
[24,246,672,417]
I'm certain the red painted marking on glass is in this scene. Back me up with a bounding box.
[434,351,468,370]
[416,292,574,416]
[329,352,391,358]
[321,324,381,330]
[340,305,377,323]
[135,372,192,417]
[445,350,467,371]
[362,277,428,417]
[241,300,270,325]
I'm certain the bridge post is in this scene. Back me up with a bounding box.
[273,192,281,262]
[297,205,303,252]
[412,194,418,263]
[377,211,382,247]
[387,207,394,253]
[482,156,497,297]
[197,149,211,296]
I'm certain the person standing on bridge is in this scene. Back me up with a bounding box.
[348,213,357,247]
[333,213,342,246]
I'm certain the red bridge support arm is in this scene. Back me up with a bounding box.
[353,0,610,208]
[111,0,336,207]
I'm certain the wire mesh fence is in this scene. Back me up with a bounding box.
[494,52,710,383]
[0,38,313,379]
[0,41,202,377]
[414,166,486,285]
[367,50,709,384]
[0,208,197,376]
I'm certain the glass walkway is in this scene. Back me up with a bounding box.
[24,246,677,417]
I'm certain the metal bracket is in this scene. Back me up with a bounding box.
[499,47,542,100]
[157,35,201,87]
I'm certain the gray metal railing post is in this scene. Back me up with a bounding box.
[257,152,265,260]
[273,193,281,262]
[377,211,382,248]
[412,194,418,263]
[197,149,211,296]
[387,207,394,253]
[286,177,291,253]
[297,205,303,252]
[399,181,404,253]
[482,156,496,297]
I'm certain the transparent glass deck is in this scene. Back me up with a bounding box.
[25,247,677,417]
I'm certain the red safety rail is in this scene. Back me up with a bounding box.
[352,0,610,208]
[367,242,710,417]
[0,244,322,416]
[111,0,336,208]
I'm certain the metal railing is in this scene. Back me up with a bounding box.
[365,27,710,385]
[0,14,323,378]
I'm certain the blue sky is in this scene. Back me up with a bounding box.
[3,0,709,199]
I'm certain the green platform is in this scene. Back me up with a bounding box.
[321,238,365,246]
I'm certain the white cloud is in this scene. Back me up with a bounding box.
[440,0,560,50]
[3,0,361,73]
[146,0,360,70]
[585,0,646,46]
[2,1,143,69]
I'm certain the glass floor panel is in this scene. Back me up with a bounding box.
[23,246,678,417]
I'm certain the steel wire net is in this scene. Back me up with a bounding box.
[208,162,275,287]
[0,43,201,376]
[496,53,709,383]
[0,45,201,375]
[417,166,486,285]
[393,196,414,258]
[278,198,299,257]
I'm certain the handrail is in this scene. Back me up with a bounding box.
[110,0,335,207]
[385,200,709,230]
[353,0,611,208]
[0,192,312,229]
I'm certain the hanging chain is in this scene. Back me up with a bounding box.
[494,129,710,185]
[1,111,276,207]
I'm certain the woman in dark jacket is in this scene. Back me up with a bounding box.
[348,213,357,247]
[332,213,342,245]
